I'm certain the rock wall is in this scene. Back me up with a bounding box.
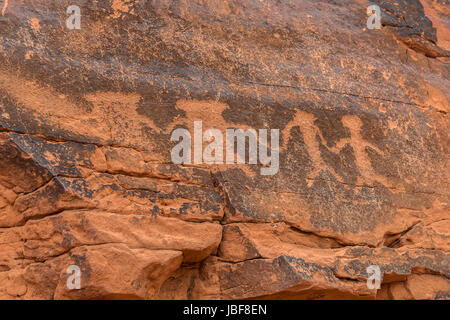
[0,0,448,299]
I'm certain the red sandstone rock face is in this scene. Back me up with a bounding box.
[0,0,448,300]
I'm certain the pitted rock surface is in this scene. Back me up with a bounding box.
[0,0,448,299]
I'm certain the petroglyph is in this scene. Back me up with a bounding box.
[332,115,389,187]
[0,0,449,301]
[283,111,389,188]
[169,100,279,175]
[166,99,244,134]
[169,104,391,185]
[283,110,344,187]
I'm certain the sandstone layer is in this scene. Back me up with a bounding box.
[0,0,448,299]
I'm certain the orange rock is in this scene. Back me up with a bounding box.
[0,0,448,300]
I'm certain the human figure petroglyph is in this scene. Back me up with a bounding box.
[167,102,389,184]
[283,111,344,187]
[169,100,279,175]
[283,111,388,187]
[332,115,389,187]
[166,99,236,134]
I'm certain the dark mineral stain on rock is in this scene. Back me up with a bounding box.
[0,0,448,300]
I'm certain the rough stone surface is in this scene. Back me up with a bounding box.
[0,0,448,299]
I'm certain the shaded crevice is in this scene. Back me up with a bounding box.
[384,221,422,248]
[0,127,144,152]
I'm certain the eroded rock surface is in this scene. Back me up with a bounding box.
[0,0,448,299]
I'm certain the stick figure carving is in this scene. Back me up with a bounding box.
[283,111,388,188]
[283,111,344,187]
[332,115,388,187]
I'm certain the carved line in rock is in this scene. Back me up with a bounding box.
[166,100,391,188]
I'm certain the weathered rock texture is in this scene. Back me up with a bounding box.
[0,0,449,300]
